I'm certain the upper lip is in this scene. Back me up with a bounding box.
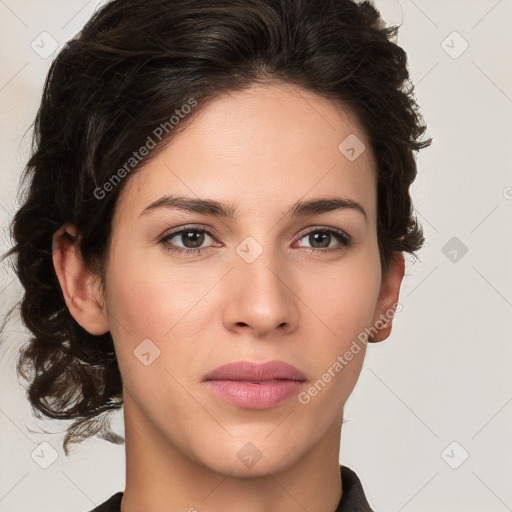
[202,360,307,382]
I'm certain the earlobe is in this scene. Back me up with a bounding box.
[52,223,109,336]
[369,251,405,343]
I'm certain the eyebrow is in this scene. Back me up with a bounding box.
[139,195,367,221]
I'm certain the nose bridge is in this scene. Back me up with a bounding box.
[236,235,289,304]
[224,234,298,334]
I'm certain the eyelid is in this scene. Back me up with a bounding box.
[294,225,350,241]
[158,223,220,242]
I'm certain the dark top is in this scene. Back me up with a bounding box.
[88,465,374,511]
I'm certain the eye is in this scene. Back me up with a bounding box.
[158,225,352,256]
[295,227,352,253]
[159,226,218,255]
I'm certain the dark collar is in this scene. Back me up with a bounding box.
[336,465,374,511]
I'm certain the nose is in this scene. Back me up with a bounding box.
[222,245,299,338]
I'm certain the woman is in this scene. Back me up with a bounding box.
[4,0,431,510]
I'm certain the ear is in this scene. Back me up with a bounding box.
[52,223,109,335]
[369,251,405,343]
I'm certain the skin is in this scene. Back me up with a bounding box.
[52,83,405,512]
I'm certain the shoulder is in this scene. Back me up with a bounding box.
[86,491,123,512]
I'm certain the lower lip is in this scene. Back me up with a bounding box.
[204,379,306,409]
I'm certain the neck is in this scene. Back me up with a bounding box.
[120,394,344,512]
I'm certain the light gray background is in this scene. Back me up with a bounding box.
[1,1,511,511]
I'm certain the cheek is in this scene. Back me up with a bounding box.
[103,249,222,391]
[294,268,380,420]
[105,252,204,340]
[305,251,382,343]
[104,259,203,423]
[295,247,381,402]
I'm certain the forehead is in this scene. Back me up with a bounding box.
[114,83,377,224]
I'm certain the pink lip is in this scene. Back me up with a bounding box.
[202,360,307,409]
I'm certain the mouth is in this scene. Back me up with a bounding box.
[202,360,307,409]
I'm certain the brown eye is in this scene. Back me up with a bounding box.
[179,230,206,248]
[308,231,332,248]
[159,227,216,254]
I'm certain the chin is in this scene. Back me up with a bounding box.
[205,453,297,480]
[193,429,310,479]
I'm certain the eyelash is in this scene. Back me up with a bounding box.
[158,224,353,256]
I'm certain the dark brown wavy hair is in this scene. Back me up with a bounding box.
[1,0,431,454]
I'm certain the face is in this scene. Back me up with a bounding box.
[57,83,403,477]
